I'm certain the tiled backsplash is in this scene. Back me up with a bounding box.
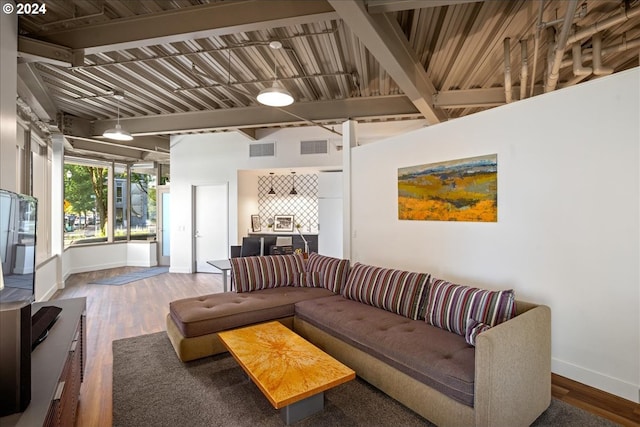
[257,174,318,232]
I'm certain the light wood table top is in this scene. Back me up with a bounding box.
[218,321,355,409]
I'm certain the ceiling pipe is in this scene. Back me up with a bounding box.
[529,0,545,98]
[592,33,614,76]
[544,0,579,93]
[520,39,528,100]
[560,36,640,68]
[567,5,640,45]
[537,3,588,29]
[571,42,592,76]
[504,38,512,103]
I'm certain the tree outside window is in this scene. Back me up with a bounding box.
[64,162,157,246]
[64,164,108,246]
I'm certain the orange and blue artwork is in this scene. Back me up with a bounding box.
[398,154,497,222]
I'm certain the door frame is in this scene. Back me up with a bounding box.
[157,186,170,266]
[192,183,229,273]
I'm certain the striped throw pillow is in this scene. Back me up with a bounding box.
[341,263,431,320]
[230,254,305,293]
[425,279,516,337]
[465,319,492,346]
[302,253,350,293]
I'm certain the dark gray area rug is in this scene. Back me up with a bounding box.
[112,332,619,427]
[89,266,169,285]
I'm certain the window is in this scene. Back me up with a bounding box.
[116,185,123,204]
[63,161,157,246]
[129,166,156,241]
[64,162,108,247]
[114,166,127,236]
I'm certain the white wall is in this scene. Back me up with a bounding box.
[170,126,344,273]
[171,122,428,273]
[63,242,158,276]
[1,7,62,303]
[350,68,640,402]
[35,255,60,302]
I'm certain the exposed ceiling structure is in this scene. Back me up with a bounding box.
[16,0,640,164]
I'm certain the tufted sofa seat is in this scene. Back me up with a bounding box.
[295,295,476,406]
[167,286,335,362]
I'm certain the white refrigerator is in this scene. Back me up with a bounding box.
[318,171,343,258]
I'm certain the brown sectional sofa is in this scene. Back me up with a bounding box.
[166,253,551,427]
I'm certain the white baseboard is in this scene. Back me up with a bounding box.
[169,267,191,274]
[552,358,639,403]
[66,261,124,276]
[127,261,158,268]
[36,281,63,302]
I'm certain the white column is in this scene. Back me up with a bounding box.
[341,120,357,260]
[107,162,114,242]
[0,3,18,191]
[125,164,131,240]
[50,134,64,257]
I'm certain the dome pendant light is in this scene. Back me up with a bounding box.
[257,81,294,107]
[257,41,294,107]
[103,91,133,141]
[289,171,298,195]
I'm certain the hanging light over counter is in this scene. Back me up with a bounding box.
[289,171,297,195]
[268,172,276,195]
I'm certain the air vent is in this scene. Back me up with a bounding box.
[300,140,328,155]
[249,142,275,158]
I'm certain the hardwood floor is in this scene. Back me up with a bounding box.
[52,267,640,427]
[52,267,224,427]
[552,374,640,426]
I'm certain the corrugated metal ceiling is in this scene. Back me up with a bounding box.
[16,0,640,163]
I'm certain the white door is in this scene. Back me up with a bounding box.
[194,184,229,273]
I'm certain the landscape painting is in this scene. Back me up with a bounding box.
[398,154,497,222]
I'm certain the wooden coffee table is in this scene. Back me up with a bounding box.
[218,321,355,425]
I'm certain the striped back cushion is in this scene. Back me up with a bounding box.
[341,263,431,320]
[301,253,350,293]
[230,254,305,293]
[425,279,516,338]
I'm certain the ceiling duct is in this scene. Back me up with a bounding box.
[300,140,328,155]
[249,142,276,158]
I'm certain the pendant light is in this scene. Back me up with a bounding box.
[257,81,294,107]
[257,41,294,107]
[289,171,297,195]
[103,91,133,141]
[268,172,276,195]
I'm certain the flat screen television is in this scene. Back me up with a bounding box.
[0,189,37,416]
[0,189,37,306]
